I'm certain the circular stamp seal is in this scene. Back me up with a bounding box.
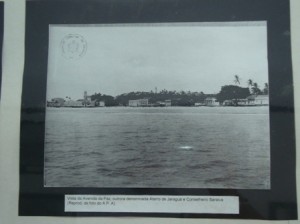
[61,34,87,59]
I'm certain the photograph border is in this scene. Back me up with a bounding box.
[20,0,297,219]
[0,2,4,100]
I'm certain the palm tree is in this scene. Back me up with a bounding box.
[234,75,240,85]
[252,82,261,95]
[247,79,253,87]
[247,79,254,94]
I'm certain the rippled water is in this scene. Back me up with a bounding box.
[44,106,270,189]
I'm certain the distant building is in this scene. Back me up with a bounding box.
[83,91,97,107]
[165,100,172,107]
[194,102,205,106]
[155,101,166,107]
[47,92,104,108]
[204,97,219,106]
[85,100,97,107]
[223,100,233,106]
[222,99,248,106]
[129,99,149,107]
[47,98,65,107]
[98,101,105,107]
[247,95,269,105]
[64,100,84,107]
[152,100,171,107]
[236,99,248,106]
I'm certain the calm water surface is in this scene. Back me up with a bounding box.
[44,106,270,189]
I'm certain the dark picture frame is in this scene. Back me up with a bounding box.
[0,2,4,100]
[20,0,297,219]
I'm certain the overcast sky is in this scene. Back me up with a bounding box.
[46,22,268,100]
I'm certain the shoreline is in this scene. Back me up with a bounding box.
[47,104,269,109]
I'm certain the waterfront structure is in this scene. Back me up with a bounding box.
[247,95,269,105]
[165,100,172,107]
[83,91,97,107]
[98,101,105,107]
[155,101,165,106]
[64,100,84,107]
[221,95,269,106]
[84,91,92,102]
[204,97,219,106]
[222,100,233,106]
[129,99,149,107]
[153,100,172,107]
[236,99,248,106]
[195,102,205,106]
[47,98,65,107]
[85,100,97,107]
[47,91,101,108]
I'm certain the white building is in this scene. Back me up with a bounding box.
[247,95,269,105]
[195,102,205,106]
[83,91,97,107]
[128,99,149,107]
[165,100,172,107]
[204,97,219,106]
[64,100,84,107]
[98,101,105,107]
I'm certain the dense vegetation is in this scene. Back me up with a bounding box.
[91,90,207,106]
[89,75,268,106]
[91,93,118,106]
[216,85,250,104]
[216,76,268,104]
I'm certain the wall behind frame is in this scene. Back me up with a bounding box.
[0,0,299,223]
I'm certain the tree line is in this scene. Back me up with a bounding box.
[90,75,268,106]
[216,75,268,104]
[91,90,207,106]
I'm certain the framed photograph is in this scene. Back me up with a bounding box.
[20,0,297,219]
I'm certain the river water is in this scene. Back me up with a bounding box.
[44,106,270,189]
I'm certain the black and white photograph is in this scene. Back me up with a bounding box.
[44,22,270,189]
[18,0,297,219]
